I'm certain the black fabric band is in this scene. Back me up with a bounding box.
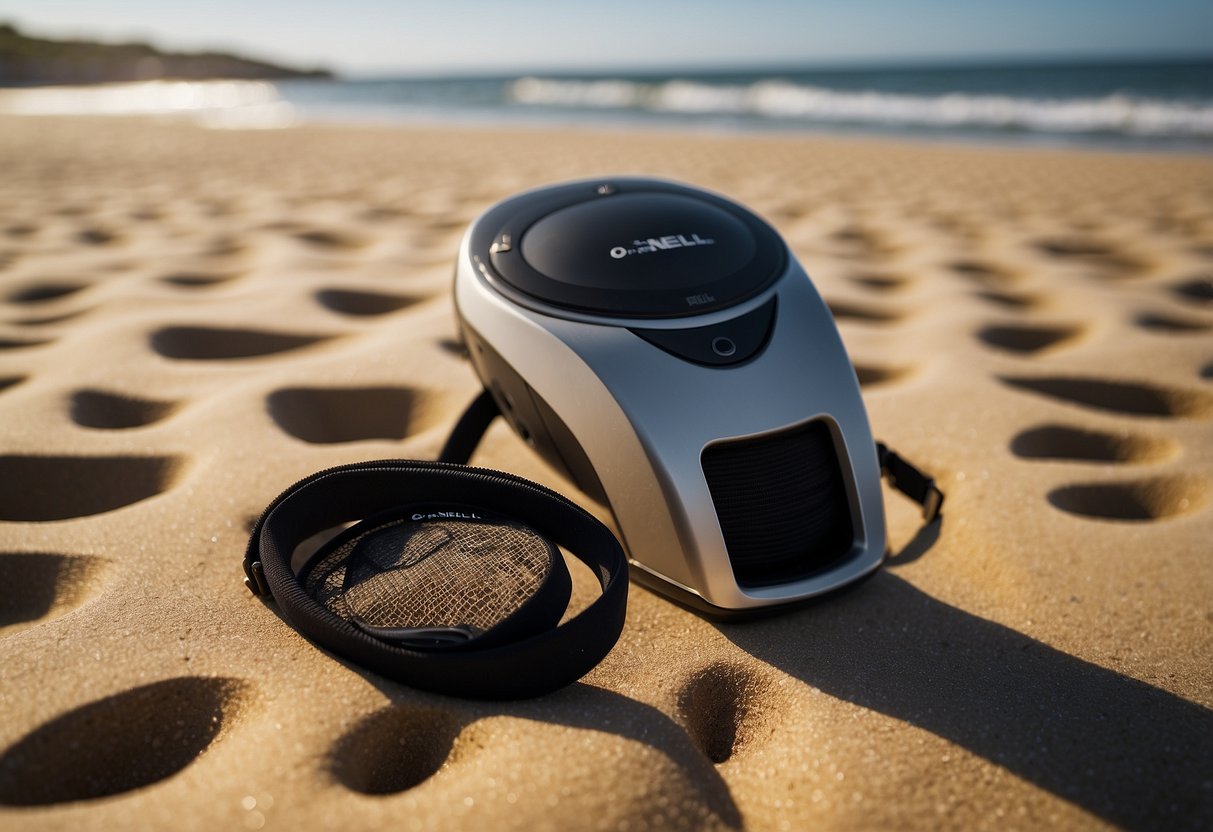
[439,389,501,465]
[876,442,945,522]
[243,460,628,700]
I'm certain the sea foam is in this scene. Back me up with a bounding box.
[510,77,1213,138]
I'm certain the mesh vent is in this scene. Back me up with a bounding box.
[701,420,854,587]
[303,518,552,637]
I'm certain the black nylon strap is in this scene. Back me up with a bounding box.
[876,442,945,522]
[439,388,500,465]
[243,460,627,700]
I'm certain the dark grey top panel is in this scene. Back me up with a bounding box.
[475,178,785,318]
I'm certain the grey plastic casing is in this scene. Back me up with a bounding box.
[453,178,887,611]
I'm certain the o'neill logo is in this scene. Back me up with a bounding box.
[609,233,714,259]
[411,511,483,521]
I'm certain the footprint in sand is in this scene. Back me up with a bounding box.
[975,289,1046,312]
[314,288,420,317]
[13,309,89,327]
[1010,424,1177,464]
[1134,311,1212,334]
[4,223,38,239]
[0,454,184,521]
[1034,237,1147,278]
[267,386,433,444]
[293,228,370,250]
[853,362,916,389]
[0,336,53,351]
[1048,476,1207,521]
[830,225,887,255]
[75,227,120,247]
[949,259,1018,285]
[826,299,906,325]
[0,677,249,805]
[1171,275,1213,306]
[0,553,109,636]
[676,661,775,765]
[359,206,407,222]
[160,270,243,288]
[203,235,245,258]
[327,705,463,795]
[976,322,1086,356]
[5,281,87,304]
[1000,375,1213,419]
[848,271,912,293]
[150,326,333,360]
[69,389,179,429]
[329,685,743,827]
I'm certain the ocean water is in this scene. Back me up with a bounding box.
[2,59,1211,151]
[275,59,1213,151]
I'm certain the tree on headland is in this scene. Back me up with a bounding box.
[0,22,333,85]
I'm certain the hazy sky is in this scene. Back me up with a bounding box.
[5,0,1212,75]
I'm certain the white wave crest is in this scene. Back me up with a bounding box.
[509,77,1213,137]
[510,77,644,109]
[0,80,296,129]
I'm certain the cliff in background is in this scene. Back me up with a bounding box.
[0,23,333,85]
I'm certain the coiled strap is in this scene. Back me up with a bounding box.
[243,460,628,700]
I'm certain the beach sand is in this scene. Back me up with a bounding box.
[0,116,1210,831]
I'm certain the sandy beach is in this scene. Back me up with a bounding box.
[0,115,1210,830]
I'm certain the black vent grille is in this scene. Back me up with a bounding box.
[702,420,854,587]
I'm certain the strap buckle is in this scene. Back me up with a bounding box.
[243,559,269,597]
[921,482,945,524]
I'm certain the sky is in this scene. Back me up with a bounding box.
[4,0,1212,76]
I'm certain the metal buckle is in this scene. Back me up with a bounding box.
[922,484,944,523]
[243,559,269,597]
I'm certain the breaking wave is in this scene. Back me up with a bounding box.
[0,80,295,129]
[509,77,1213,138]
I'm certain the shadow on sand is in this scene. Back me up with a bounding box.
[341,680,743,829]
[718,568,1213,829]
[252,595,743,829]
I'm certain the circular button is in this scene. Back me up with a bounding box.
[711,336,737,357]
